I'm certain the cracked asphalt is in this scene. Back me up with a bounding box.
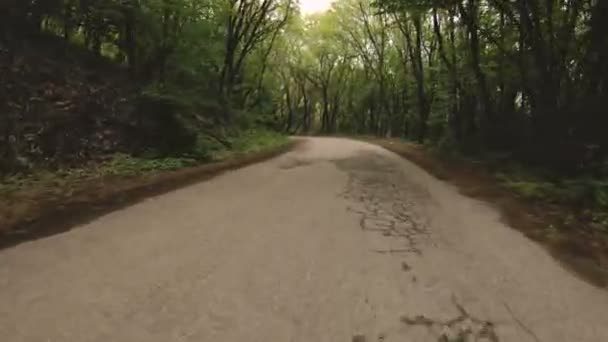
[1,137,608,341]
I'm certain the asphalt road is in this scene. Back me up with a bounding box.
[1,137,608,342]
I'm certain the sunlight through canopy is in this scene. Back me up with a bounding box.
[300,0,334,14]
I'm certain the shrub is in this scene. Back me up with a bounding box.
[129,88,197,156]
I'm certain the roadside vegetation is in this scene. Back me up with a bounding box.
[0,128,291,248]
[1,0,295,238]
[1,1,295,177]
[0,128,287,196]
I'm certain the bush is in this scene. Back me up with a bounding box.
[230,128,288,153]
[130,88,197,156]
[186,135,227,161]
[561,179,608,208]
[501,180,560,201]
[435,132,460,157]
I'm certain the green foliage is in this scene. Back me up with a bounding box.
[132,88,199,156]
[435,132,460,156]
[99,154,198,176]
[267,0,608,176]
[497,170,608,211]
[501,179,561,201]
[0,128,289,200]
[493,167,608,231]
[561,179,608,209]
[231,129,289,153]
[4,0,608,182]
[187,135,229,161]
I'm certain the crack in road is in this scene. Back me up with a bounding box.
[503,303,542,342]
[401,295,500,342]
[335,152,431,256]
[1,138,607,342]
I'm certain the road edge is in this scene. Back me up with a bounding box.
[0,140,301,250]
[364,137,608,289]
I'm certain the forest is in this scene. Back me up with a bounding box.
[4,0,608,316]
[0,0,607,174]
[276,0,607,175]
[1,0,608,283]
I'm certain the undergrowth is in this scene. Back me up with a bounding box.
[432,143,608,231]
[0,128,288,196]
[496,172,608,231]
[225,129,288,154]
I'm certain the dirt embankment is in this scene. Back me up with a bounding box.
[1,35,140,173]
[0,34,297,250]
[369,139,608,288]
[0,141,298,250]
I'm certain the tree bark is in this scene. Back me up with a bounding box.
[458,0,493,140]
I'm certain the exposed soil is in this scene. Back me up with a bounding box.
[368,138,608,288]
[1,35,138,173]
[0,141,298,250]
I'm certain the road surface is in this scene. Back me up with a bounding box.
[1,137,608,342]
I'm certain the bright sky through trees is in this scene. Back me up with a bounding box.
[300,0,334,14]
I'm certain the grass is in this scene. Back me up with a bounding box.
[0,128,287,194]
[424,141,608,231]
[184,128,289,162]
[230,128,289,153]
[0,127,292,249]
[0,128,288,209]
[98,155,199,177]
[0,133,296,249]
[492,166,608,231]
[0,156,198,197]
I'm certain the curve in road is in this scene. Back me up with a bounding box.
[1,137,607,342]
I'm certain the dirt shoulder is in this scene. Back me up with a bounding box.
[0,140,298,250]
[368,138,608,288]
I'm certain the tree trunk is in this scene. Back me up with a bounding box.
[285,84,294,133]
[408,14,430,143]
[124,6,137,75]
[458,0,493,137]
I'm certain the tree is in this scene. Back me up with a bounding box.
[4,0,608,174]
